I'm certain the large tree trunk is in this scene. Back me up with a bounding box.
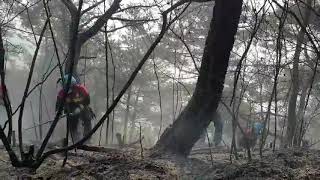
[153,0,243,156]
[285,0,311,147]
[285,29,303,147]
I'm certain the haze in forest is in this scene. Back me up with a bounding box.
[0,0,319,174]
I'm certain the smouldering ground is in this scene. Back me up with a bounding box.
[0,147,319,179]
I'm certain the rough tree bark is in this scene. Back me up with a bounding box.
[285,0,311,147]
[153,0,243,156]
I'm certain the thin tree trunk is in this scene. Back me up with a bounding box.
[105,26,110,146]
[38,85,43,140]
[296,45,313,145]
[286,29,303,147]
[30,102,39,141]
[110,41,116,144]
[286,1,311,147]
[273,7,287,150]
[128,89,140,143]
[293,74,309,146]
[259,80,263,121]
[65,41,82,76]
[123,86,132,144]
[153,0,243,156]
[0,26,13,144]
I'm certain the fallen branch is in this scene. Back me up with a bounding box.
[307,139,320,148]
[190,147,229,155]
[76,145,118,153]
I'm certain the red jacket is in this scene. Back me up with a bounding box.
[56,84,90,113]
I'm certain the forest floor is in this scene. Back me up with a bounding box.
[0,145,319,179]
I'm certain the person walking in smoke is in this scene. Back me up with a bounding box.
[238,121,264,149]
[56,74,94,144]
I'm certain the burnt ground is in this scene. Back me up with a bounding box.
[191,148,320,179]
[0,146,319,179]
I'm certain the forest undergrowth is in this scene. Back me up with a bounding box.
[0,145,319,179]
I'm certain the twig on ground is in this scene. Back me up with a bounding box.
[139,123,143,159]
[77,145,118,153]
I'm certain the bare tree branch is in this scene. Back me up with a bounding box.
[17,18,49,158]
[117,5,156,13]
[105,22,145,33]
[0,25,14,143]
[110,17,158,22]
[164,0,212,13]
[297,0,320,17]
[43,0,64,77]
[169,28,200,73]
[2,0,42,26]
[0,25,21,166]
[81,0,105,15]
[79,0,122,44]
[230,0,267,106]
[80,15,157,29]
[60,0,77,17]
[79,15,100,28]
